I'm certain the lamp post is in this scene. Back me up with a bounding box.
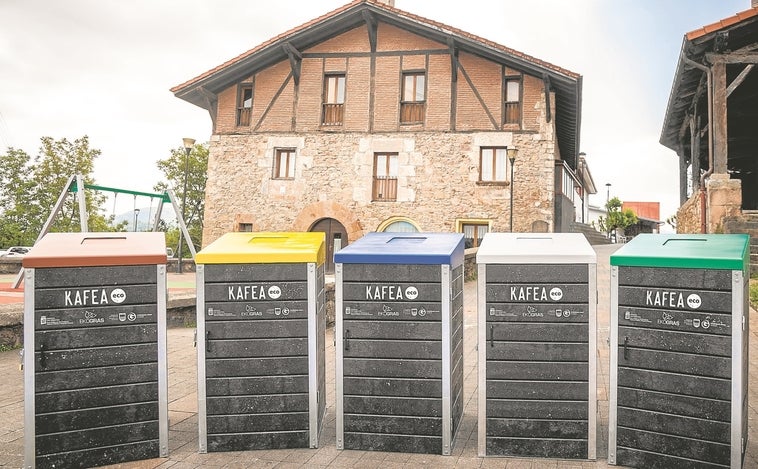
[507,147,518,232]
[605,182,613,241]
[133,208,140,232]
[177,138,195,274]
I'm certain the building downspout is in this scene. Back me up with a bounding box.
[683,56,713,233]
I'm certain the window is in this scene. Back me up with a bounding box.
[237,84,253,126]
[503,76,521,125]
[322,74,345,125]
[273,148,296,179]
[373,153,398,201]
[238,223,253,232]
[378,217,420,233]
[479,147,509,184]
[400,72,425,124]
[462,222,489,249]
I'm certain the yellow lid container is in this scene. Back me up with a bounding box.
[195,232,325,265]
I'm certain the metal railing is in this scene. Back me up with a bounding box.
[372,177,398,201]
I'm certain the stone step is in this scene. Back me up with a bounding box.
[569,222,610,246]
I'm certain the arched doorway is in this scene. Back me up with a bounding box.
[309,218,348,274]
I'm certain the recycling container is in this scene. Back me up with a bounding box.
[476,233,597,459]
[334,232,465,455]
[194,232,326,452]
[22,232,168,468]
[609,233,749,468]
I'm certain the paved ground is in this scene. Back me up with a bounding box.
[1,244,757,468]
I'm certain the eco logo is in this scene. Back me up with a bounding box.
[549,287,563,301]
[405,286,419,300]
[110,288,127,304]
[686,293,702,309]
[267,285,282,299]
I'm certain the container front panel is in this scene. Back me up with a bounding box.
[341,263,458,454]
[32,265,161,468]
[202,263,316,451]
[484,264,590,459]
[615,266,735,468]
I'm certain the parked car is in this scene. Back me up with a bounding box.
[0,246,33,258]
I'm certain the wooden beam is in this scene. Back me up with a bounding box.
[254,72,293,131]
[543,74,552,123]
[447,37,458,83]
[711,59,728,174]
[458,63,499,129]
[197,86,218,131]
[283,43,301,86]
[707,51,758,64]
[448,37,458,131]
[362,10,377,53]
[678,149,688,205]
[690,114,701,193]
[726,64,754,97]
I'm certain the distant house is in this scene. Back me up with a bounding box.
[172,0,590,272]
[661,2,758,234]
[621,201,662,237]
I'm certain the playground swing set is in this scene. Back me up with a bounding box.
[11,174,196,288]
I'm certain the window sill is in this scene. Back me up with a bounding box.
[372,199,397,203]
[476,181,510,187]
[272,177,295,181]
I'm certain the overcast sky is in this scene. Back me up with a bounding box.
[0,0,751,221]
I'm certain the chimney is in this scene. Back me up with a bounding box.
[376,0,395,6]
[754,0,758,8]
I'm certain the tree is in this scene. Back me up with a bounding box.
[666,214,677,231]
[597,196,638,241]
[0,136,118,247]
[154,142,208,256]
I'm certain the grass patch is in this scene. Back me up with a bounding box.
[750,278,758,311]
[0,343,21,353]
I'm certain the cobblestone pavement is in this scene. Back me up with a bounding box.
[1,245,757,468]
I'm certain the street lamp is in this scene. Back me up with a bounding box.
[605,183,612,203]
[507,147,518,232]
[177,137,195,274]
[133,208,140,232]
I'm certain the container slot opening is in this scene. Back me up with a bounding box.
[515,236,552,241]
[81,236,127,244]
[387,237,426,244]
[248,236,288,244]
[663,238,707,245]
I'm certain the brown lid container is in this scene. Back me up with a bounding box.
[22,232,167,268]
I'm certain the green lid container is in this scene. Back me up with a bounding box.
[610,233,749,270]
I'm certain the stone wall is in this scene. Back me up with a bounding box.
[202,129,556,246]
[676,191,703,234]
[677,175,743,234]
[706,174,742,233]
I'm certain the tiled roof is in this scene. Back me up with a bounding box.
[686,5,758,41]
[171,0,579,93]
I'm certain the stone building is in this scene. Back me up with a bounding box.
[172,0,588,272]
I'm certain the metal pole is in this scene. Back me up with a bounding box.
[509,157,515,232]
[133,209,140,232]
[178,146,191,274]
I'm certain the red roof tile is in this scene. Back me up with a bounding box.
[686,6,758,41]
